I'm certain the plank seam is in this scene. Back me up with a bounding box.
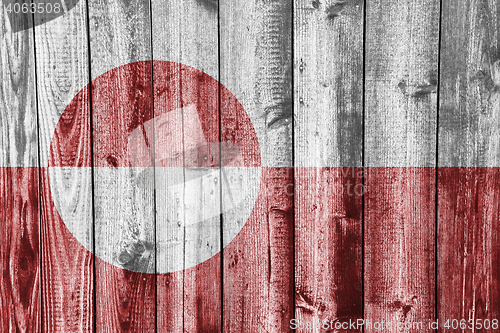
[83,0,97,331]
[435,0,444,328]
[147,0,158,331]
[180,35,186,333]
[218,1,224,331]
[362,0,367,332]
[31,2,43,331]
[287,1,297,326]
[291,0,296,328]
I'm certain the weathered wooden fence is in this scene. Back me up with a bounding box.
[1,0,499,332]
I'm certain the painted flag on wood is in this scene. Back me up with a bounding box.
[3,0,500,332]
[45,61,264,331]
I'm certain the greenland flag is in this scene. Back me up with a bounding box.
[48,61,261,274]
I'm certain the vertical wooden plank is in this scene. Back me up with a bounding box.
[365,0,439,332]
[91,62,155,332]
[0,3,41,332]
[33,0,94,331]
[364,168,436,332]
[150,5,182,331]
[439,0,500,330]
[294,0,364,168]
[438,0,500,168]
[293,0,364,330]
[152,63,185,332]
[0,2,39,168]
[294,168,363,331]
[438,168,500,332]
[0,168,41,333]
[86,0,155,330]
[151,0,221,331]
[220,0,294,331]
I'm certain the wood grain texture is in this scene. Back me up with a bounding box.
[40,167,94,332]
[220,0,293,168]
[178,67,221,333]
[365,168,435,332]
[365,0,439,168]
[364,0,439,331]
[33,0,91,167]
[220,0,294,331]
[5,2,500,333]
[0,3,39,168]
[221,168,293,332]
[151,0,221,330]
[293,0,364,331]
[151,61,184,333]
[294,0,363,168]
[295,167,362,331]
[150,4,183,331]
[438,1,500,330]
[91,62,155,332]
[0,168,41,333]
[439,0,500,168]
[438,168,500,332]
[0,4,41,332]
[33,1,94,331]
[86,0,155,330]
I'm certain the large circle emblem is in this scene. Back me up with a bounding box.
[48,61,261,273]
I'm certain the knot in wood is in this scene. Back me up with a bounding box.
[326,1,347,19]
[491,60,500,87]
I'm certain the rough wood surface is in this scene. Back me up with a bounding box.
[294,0,363,168]
[220,0,294,331]
[293,0,364,331]
[86,0,155,330]
[0,3,39,168]
[150,4,184,331]
[33,1,94,331]
[365,168,435,332]
[6,1,500,332]
[438,168,500,332]
[438,0,500,168]
[364,0,439,331]
[151,62,185,332]
[91,62,156,332]
[0,4,41,332]
[438,0,500,330]
[295,167,363,331]
[151,0,221,331]
[0,168,41,333]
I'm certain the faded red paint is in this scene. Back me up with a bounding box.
[5,165,500,329]
[438,168,500,332]
[50,61,260,169]
[0,167,40,332]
